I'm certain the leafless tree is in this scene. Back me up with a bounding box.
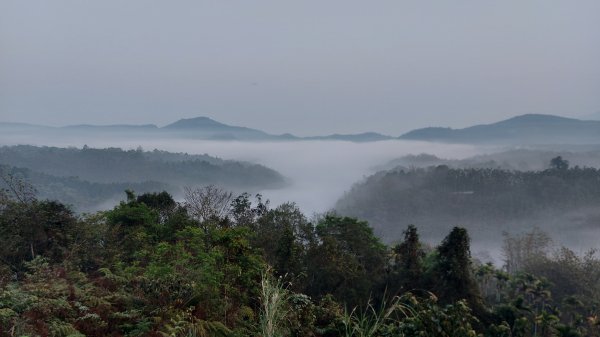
[184,185,233,223]
[502,227,552,275]
[0,167,37,206]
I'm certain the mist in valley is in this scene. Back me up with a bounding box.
[5,131,600,264]
[0,133,483,213]
[3,1,600,334]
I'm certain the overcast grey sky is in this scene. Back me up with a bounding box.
[1,1,599,136]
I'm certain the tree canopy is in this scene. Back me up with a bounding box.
[2,184,600,336]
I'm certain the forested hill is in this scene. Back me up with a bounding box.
[0,165,169,211]
[379,148,600,172]
[0,145,286,210]
[336,160,600,243]
[399,114,600,144]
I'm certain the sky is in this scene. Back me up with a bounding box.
[1,0,599,136]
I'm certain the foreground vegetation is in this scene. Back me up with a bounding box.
[1,173,600,336]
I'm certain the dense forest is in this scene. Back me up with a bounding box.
[378,148,600,172]
[2,169,600,336]
[0,145,286,211]
[337,157,600,243]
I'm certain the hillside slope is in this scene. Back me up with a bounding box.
[400,114,600,144]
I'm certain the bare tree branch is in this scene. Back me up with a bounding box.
[0,166,37,206]
[184,185,233,223]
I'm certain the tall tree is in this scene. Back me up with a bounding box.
[253,203,314,286]
[305,215,387,306]
[389,225,425,295]
[550,156,569,170]
[432,227,487,319]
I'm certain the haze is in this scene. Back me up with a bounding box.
[0,134,483,213]
[2,1,600,135]
[6,134,600,264]
[5,2,600,333]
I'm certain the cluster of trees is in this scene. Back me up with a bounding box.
[0,145,286,211]
[380,149,600,172]
[2,176,600,335]
[337,158,600,242]
[0,164,169,211]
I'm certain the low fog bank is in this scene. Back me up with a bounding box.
[0,135,484,213]
[5,133,600,263]
[0,144,286,212]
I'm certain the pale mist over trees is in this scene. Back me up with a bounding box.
[336,157,600,250]
[2,0,600,335]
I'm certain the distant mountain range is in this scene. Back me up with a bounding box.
[399,114,600,144]
[2,114,600,144]
[0,116,393,142]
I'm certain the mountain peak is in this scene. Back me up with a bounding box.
[163,116,227,129]
[498,114,579,125]
[400,114,600,144]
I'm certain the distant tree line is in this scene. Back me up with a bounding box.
[0,145,286,211]
[336,157,600,241]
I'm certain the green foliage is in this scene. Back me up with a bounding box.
[388,225,425,296]
[432,227,485,312]
[395,294,479,337]
[305,215,387,306]
[340,295,411,337]
[158,309,233,337]
[2,184,600,337]
[253,202,314,286]
[0,197,80,272]
[137,191,177,218]
[336,292,480,337]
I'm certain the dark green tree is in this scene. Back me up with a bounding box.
[253,203,314,286]
[230,193,269,227]
[432,227,487,319]
[389,225,425,295]
[0,199,78,272]
[136,191,176,217]
[305,215,387,306]
[104,192,160,259]
[550,156,570,170]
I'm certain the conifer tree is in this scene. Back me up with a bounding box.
[433,227,487,319]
